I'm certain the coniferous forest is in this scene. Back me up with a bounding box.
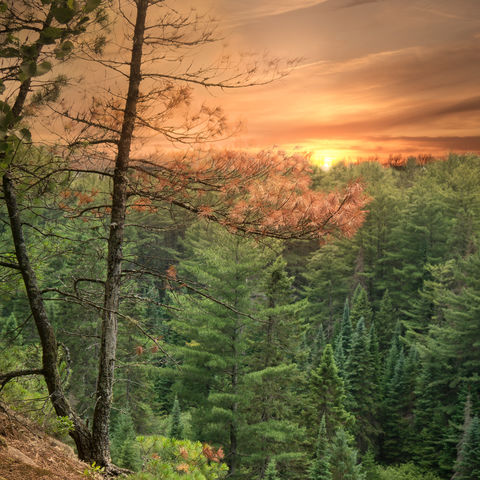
[2,154,480,480]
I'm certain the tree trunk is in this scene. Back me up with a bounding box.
[91,0,148,465]
[2,172,94,461]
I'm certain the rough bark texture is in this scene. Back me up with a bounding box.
[91,0,148,466]
[2,173,94,462]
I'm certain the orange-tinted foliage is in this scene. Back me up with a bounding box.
[127,150,369,240]
[202,444,224,463]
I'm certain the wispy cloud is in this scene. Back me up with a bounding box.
[217,1,329,28]
[338,0,383,9]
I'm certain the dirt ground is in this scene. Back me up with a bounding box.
[0,404,95,480]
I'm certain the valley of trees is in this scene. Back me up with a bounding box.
[2,153,480,480]
[1,1,480,480]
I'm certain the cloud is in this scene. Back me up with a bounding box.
[338,0,383,8]
[216,1,329,28]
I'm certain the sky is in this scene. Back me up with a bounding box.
[192,0,480,165]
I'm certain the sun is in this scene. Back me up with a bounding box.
[311,151,337,170]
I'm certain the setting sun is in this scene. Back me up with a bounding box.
[310,151,340,170]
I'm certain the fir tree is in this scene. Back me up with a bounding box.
[169,395,183,439]
[309,415,332,480]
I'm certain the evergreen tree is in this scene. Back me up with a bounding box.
[374,290,396,354]
[169,395,183,439]
[341,299,353,359]
[333,334,346,377]
[350,285,373,328]
[0,312,22,344]
[110,410,140,471]
[309,415,332,480]
[302,243,354,335]
[345,318,378,451]
[307,344,353,439]
[329,428,365,480]
[361,449,380,480]
[264,459,280,480]
[455,415,480,480]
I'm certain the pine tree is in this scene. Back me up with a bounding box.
[329,428,365,480]
[171,226,302,478]
[309,415,332,480]
[169,395,183,439]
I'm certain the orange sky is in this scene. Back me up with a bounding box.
[186,0,480,164]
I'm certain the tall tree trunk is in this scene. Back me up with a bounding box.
[91,0,148,465]
[2,173,94,461]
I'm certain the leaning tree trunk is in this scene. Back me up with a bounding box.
[2,173,94,461]
[90,0,148,466]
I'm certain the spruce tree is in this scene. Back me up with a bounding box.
[308,344,352,439]
[169,395,183,439]
[309,415,332,480]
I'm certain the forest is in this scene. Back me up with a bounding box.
[1,0,480,479]
[2,154,480,480]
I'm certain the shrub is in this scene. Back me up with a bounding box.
[126,435,228,480]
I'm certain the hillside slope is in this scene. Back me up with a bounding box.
[0,404,94,480]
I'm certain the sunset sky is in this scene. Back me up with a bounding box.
[194,0,480,164]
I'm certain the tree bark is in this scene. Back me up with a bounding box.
[2,172,94,461]
[91,0,148,466]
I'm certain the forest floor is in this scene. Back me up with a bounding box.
[0,403,93,480]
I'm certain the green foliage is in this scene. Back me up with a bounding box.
[307,344,353,439]
[83,462,105,479]
[329,428,365,480]
[169,396,183,439]
[126,435,228,480]
[265,459,280,480]
[309,415,331,480]
[111,410,141,471]
[376,463,441,480]
[455,415,480,480]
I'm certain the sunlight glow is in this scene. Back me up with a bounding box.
[311,151,339,170]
